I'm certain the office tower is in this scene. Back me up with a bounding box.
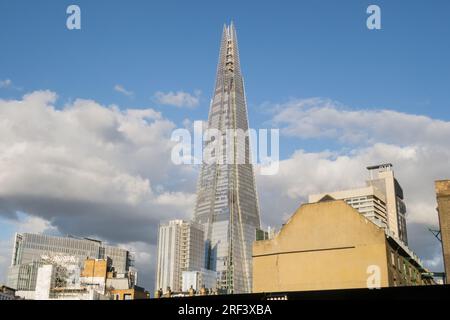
[193,23,261,294]
[7,233,134,291]
[309,164,408,245]
[155,220,204,293]
[435,180,450,283]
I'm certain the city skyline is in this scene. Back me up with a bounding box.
[1,1,450,291]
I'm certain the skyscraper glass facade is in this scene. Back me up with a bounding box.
[193,23,260,294]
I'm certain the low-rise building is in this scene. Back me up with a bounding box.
[16,257,147,300]
[253,200,433,293]
[0,285,17,300]
[111,286,149,300]
[7,233,134,292]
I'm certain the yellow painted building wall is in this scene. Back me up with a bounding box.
[111,288,148,300]
[81,259,108,278]
[253,200,391,292]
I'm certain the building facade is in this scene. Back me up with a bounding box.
[7,233,133,291]
[16,257,144,300]
[0,285,17,300]
[182,269,218,292]
[253,200,433,293]
[367,164,408,244]
[309,164,408,245]
[193,23,261,294]
[436,180,450,283]
[155,220,204,293]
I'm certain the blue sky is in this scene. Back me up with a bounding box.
[1,0,450,157]
[1,0,449,116]
[1,0,449,289]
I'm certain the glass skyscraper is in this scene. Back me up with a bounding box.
[193,23,261,294]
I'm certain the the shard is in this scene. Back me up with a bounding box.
[193,23,261,294]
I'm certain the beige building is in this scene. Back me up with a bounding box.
[253,200,433,293]
[436,180,450,283]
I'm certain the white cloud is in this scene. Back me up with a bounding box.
[257,144,447,227]
[0,79,22,91]
[273,98,450,147]
[114,84,134,97]
[0,79,12,88]
[154,90,201,108]
[16,215,57,234]
[0,91,197,242]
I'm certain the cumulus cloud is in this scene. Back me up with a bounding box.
[273,98,450,147]
[0,90,199,288]
[114,84,134,97]
[154,90,201,108]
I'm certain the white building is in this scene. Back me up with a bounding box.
[155,220,205,293]
[367,164,408,244]
[309,164,408,245]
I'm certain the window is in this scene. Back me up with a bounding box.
[391,252,396,267]
[124,294,132,300]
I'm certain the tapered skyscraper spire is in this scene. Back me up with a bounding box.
[193,23,260,294]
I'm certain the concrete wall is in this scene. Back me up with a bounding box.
[253,200,391,292]
[35,265,54,300]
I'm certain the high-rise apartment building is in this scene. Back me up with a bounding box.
[309,164,408,245]
[193,23,261,294]
[155,220,204,293]
[435,180,450,283]
[7,233,133,291]
[367,164,408,245]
